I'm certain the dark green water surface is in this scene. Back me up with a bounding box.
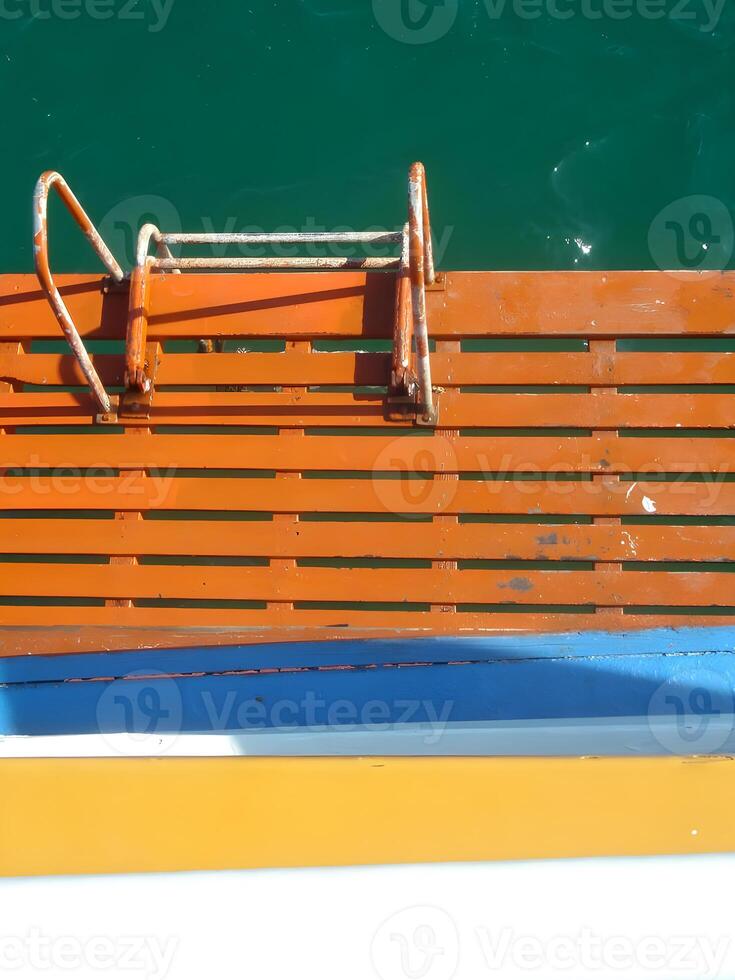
[2,0,734,272]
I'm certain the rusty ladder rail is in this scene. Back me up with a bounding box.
[392,161,436,423]
[33,163,438,424]
[33,171,125,418]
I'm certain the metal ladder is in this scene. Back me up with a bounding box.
[33,164,439,425]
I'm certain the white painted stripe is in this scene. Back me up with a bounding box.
[1,715,733,757]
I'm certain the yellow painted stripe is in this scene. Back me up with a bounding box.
[1,757,733,877]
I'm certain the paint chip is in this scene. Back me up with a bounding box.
[499,577,534,592]
[537,533,558,546]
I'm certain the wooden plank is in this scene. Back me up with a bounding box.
[0,563,733,605]
[437,271,735,337]
[3,272,735,340]
[1,390,735,428]
[0,476,730,515]
[2,433,734,474]
[2,756,733,875]
[0,276,121,340]
[1,518,734,561]
[107,422,149,609]
[270,338,310,615]
[2,612,735,654]
[590,338,623,620]
[0,273,392,340]
[433,338,460,614]
[6,625,735,682]
[4,350,735,388]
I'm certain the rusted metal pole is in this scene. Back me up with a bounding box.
[135,222,180,273]
[126,223,183,393]
[408,162,434,422]
[419,164,435,285]
[33,171,123,416]
[391,223,412,396]
[126,256,153,391]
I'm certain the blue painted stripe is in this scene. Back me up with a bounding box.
[1,649,734,736]
[0,625,734,684]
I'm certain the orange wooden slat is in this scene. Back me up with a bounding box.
[1,433,733,474]
[1,519,733,562]
[0,273,393,340]
[0,563,733,605]
[436,271,735,337]
[3,612,735,655]
[0,276,120,340]
[3,272,735,340]
[147,272,396,338]
[0,353,123,388]
[4,350,735,388]
[1,391,734,428]
[589,337,623,619]
[0,476,731,515]
[433,336,461,614]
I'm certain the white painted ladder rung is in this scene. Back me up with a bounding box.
[154,256,399,270]
[161,231,403,245]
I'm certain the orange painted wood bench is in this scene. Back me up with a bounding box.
[0,267,733,655]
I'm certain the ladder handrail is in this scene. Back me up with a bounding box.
[33,164,438,424]
[33,171,123,416]
[131,164,437,420]
[408,161,435,422]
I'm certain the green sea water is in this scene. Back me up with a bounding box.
[1,0,734,273]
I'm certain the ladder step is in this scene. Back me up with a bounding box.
[161,231,403,245]
[154,256,400,270]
